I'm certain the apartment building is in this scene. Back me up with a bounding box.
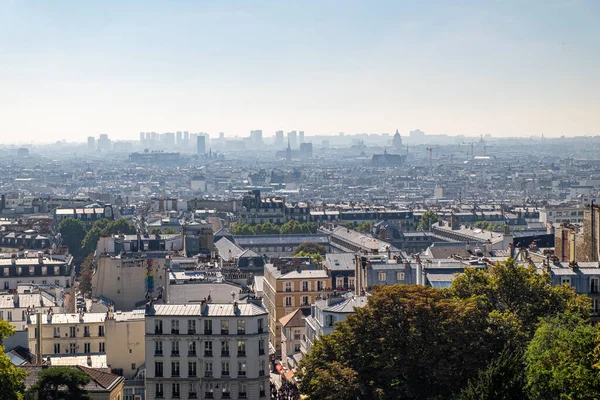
[0,285,63,331]
[263,261,329,356]
[27,309,145,377]
[0,252,74,290]
[145,301,270,400]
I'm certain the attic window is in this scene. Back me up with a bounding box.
[334,260,340,266]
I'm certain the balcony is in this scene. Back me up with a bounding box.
[204,351,213,357]
[237,351,246,357]
[171,329,179,335]
[223,393,231,399]
[238,371,246,377]
[204,371,213,377]
[171,371,180,378]
[155,372,163,378]
[156,393,164,398]
[260,390,266,397]
[83,332,90,338]
[188,330,196,335]
[154,328,163,335]
[237,330,246,336]
[221,351,230,357]
[204,330,212,335]
[189,371,197,377]
[222,370,230,376]
[172,393,180,399]
[221,329,229,335]
[205,393,214,399]
[259,370,265,376]
[189,392,197,399]
[155,351,163,356]
[239,392,247,399]
[171,351,179,357]
[259,349,265,356]
[188,351,196,357]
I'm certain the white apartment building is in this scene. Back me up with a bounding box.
[0,285,64,331]
[0,253,74,290]
[145,301,270,400]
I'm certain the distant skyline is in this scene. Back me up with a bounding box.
[1,0,599,143]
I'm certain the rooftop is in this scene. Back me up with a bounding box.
[148,302,267,317]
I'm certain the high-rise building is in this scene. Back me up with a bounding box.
[98,134,111,152]
[219,132,225,140]
[300,142,313,159]
[176,131,183,146]
[287,131,297,149]
[275,131,284,147]
[139,132,146,143]
[87,136,96,152]
[299,131,304,144]
[197,135,206,155]
[249,130,263,148]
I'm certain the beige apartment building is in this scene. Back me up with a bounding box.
[28,308,145,379]
[262,262,329,356]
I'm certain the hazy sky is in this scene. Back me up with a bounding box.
[1,0,599,143]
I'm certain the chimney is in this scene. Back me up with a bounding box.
[36,312,43,364]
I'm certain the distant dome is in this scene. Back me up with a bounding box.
[393,129,403,149]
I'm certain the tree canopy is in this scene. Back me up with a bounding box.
[230,221,316,236]
[27,367,91,400]
[417,210,439,231]
[58,218,87,258]
[0,320,27,400]
[298,259,594,400]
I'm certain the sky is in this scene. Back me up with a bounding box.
[0,0,599,143]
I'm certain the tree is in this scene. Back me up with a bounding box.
[103,218,136,235]
[81,227,101,257]
[524,313,600,400]
[356,221,371,233]
[298,361,359,400]
[58,218,87,258]
[298,285,493,399]
[162,227,179,234]
[27,367,91,400]
[0,320,27,400]
[230,223,255,236]
[417,210,439,231]
[150,228,162,235]
[254,222,280,235]
[280,220,304,234]
[294,251,323,264]
[293,242,326,256]
[78,254,94,298]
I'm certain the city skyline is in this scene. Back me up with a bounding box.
[1,0,599,143]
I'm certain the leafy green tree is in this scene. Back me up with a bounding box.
[90,219,110,232]
[254,222,280,235]
[281,220,304,234]
[58,218,87,258]
[293,242,327,256]
[456,346,528,400]
[103,218,136,235]
[27,367,91,400]
[450,259,590,337]
[356,221,371,233]
[78,254,94,298]
[524,313,600,400]
[150,228,162,235]
[298,285,493,400]
[417,210,439,231]
[302,222,317,234]
[298,361,359,400]
[81,227,101,257]
[162,227,180,234]
[294,251,323,264]
[0,320,27,400]
[230,223,255,235]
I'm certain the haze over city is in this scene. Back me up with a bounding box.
[2,0,599,143]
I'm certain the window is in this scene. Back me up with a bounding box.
[317,281,323,291]
[99,342,105,352]
[258,318,264,333]
[155,361,163,377]
[189,383,197,399]
[204,340,213,356]
[594,299,600,315]
[302,296,309,306]
[155,320,163,334]
[326,314,335,327]
[285,296,292,307]
[204,320,212,334]
[561,277,572,286]
[221,340,230,356]
[98,326,105,337]
[222,382,231,398]
[259,340,265,355]
[155,341,163,355]
[83,326,90,337]
[294,329,301,340]
[84,343,90,353]
[171,361,180,377]
[259,360,265,376]
[285,282,292,292]
[260,381,266,398]
[69,343,76,353]
[239,383,247,398]
[238,361,247,376]
[54,327,60,338]
[188,340,196,356]
[204,361,213,377]
[237,340,246,356]
[171,340,179,356]
[221,320,229,334]
[204,383,214,399]
[171,319,179,334]
[294,343,301,352]
[131,363,136,370]
[348,277,355,288]
[188,320,196,334]
[237,319,246,335]
[302,281,309,291]
[221,361,230,376]
[172,383,180,399]
[378,272,386,282]
[54,343,60,353]
[155,383,163,398]
[591,277,599,294]
[70,327,76,338]
[396,272,405,281]
[188,361,197,377]
[336,277,344,288]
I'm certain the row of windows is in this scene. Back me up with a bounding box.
[1,279,65,288]
[154,381,266,399]
[53,342,105,353]
[284,295,312,307]
[154,339,266,357]
[154,319,264,335]
[51,325,104,338]
[283,281,325,292]
[154,359,266,378]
